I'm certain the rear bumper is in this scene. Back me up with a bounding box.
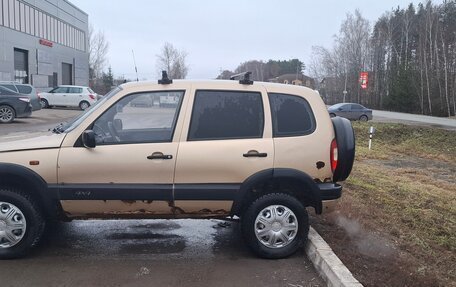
[317,183,342,200]
[17,104,32,118]
[317,183,342,214]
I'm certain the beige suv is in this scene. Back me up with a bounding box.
[0,72,355,259]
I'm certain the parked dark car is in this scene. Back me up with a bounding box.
[0,81,41,111]
[0,86,33,123]
[328,103,373,121]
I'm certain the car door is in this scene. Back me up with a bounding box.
[48,87,69,106]
[173,86,274,215]
[57,89,187,217]
[67,87,83,107]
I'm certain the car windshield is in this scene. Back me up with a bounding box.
[52,86,122,134]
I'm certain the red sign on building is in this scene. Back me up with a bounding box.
[359,72,368,89]
[39,39,53,47]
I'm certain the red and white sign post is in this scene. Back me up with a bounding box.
[359,72,368,89]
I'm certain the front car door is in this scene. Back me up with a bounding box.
[48,87,69,106]
[173,84,274,216]
[57,86,189,217]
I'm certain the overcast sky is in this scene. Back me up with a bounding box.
[71,0,427,80]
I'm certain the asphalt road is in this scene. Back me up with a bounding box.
[0,107,323,287]
[373,109,456,130]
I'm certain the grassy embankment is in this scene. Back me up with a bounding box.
[342,122,455,284]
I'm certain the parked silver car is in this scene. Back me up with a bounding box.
[328,103,373,121]
[0,81,41,111]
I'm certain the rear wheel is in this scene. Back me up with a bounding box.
[359,115,368,121]
[0,188,45,259]
[241,193,309,259]
[0,105,15,123]
[79,101,90,110]
[40,99,49,109]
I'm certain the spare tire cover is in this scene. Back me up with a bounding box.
[331,117,355,182]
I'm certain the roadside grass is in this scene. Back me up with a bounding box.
[343,122,456,285]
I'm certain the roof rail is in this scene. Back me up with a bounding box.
[230,71,253,85]
[158,71,173,85]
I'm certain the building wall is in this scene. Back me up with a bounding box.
[0,0,88,89]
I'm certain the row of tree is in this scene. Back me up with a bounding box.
[217,59,305,81]
[310,1,456,117]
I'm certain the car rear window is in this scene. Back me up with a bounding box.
[268,93,316,137]
[188,90,264,141]
[16,85,33,94]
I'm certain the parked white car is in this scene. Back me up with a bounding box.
[39,85,98,110]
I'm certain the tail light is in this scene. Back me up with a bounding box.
[88,94,95,100]
[330,139,338,173]
[37,91,41,99]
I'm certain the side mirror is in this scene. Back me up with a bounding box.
[82,130,96,148]
[338,108,343,111]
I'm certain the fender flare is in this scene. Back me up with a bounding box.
[0,163,59,218]
[231,168,323,216]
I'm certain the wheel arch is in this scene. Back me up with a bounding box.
[231,168,323,216]
[0,163,60,219]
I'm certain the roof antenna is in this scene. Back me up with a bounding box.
[132,50,139,82]
[158,71,173,84]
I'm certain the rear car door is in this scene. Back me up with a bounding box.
[57,89,187,217]
[68,87,83,107]
[174,86,274,215]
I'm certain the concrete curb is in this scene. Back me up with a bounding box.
[306,227,363,287]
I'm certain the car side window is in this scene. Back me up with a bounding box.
[92,91,184,145]
[188,90,264,141]
[69,87,83,93]
[16,85,32,94]
[268,93,316,137]
[1,84,18,92]
[52,87,69,93]
[351,104,362,110]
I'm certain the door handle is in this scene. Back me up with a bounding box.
[147,152,173,160]
[243,150,268,158]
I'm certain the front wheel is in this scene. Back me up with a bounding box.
[359,115,368,121]
[40,99,49,109]
[0,188,45,259]
[241,193,309,259]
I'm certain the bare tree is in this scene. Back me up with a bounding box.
[156,43,189,79]
[88,24,109,80]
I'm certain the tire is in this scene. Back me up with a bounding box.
[331,116,355,182]
[359,115,368,121]
[241,193,309,259]
[329,113,336,118]
[0,105,16,124]
[0,188,45,259]
[40,99,49,109]
[79,101,90,110]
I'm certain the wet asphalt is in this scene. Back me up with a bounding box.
[0,219,323,287]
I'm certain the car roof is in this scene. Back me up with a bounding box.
[0,81,33,86]
[120,79,317,95]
